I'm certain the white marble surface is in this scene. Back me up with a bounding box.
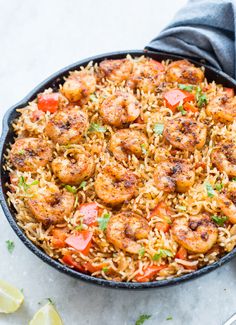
[1,1,236,324]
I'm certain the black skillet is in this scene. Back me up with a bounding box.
[1,50,236,289]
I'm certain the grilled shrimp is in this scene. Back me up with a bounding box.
[27,187,75,225]
[110,129,148,162]
[154,158,195,193]
[106,212,150,254]
[172,215,218,253]
[45,107,88,145]
[217,187,236,224]
[94,164,137,205]
[61,70,96,102]
[100,91,140,127]
[99,59,133,83]
[52,150,95,185]
[163,117,207,152]
[166,60,204,84]
[127,58,164,93]
[10,138,53,172]
[206,94,236,122]
[211,141,236,177]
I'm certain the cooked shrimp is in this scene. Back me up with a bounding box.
[163,117,207,152]
[211,141,236,177]
[217,188,236,224]
[172,215,218,253]
[10,138,53,172]
[106,212,150,254]
[166,60,204,84]
[100,91,140,127]
[27,188,75,225]
[127,58,164,93]
[206,94,236,122]
[99,59,133,83]
[154,158,195,193]
[45,107,88,145]
[61,70,96,102]
[94,164,137,205]
[110,129,148,162]
[52,150,95,185]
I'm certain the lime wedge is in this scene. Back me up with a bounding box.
[0,279,24,313]
[29,302,63,325]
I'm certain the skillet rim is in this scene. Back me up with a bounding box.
[1,49,236,289]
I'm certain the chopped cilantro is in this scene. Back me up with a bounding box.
[152,248,173,261]
[79,181,87,189]
[212,215,228,226]
[18,176,39,192]
[6,240,15,254]
[232,177,236,182]
[64,185,77,194]
[98,212,110,231]
[135,314,151,325]
[75,220,84,231]
[166,316,173,321]
[47,298,54,305]
[196,86,207,108]
[102,267,108,273]
[178,84,193,92]
[215,183,223,191]
[139,247,145,257]
[205,182,214,197]
[74,195,79,208]
[141,144,147,155]
[89,94,98,102]
[89,123,106,133]
[18,150,25,155]
[153,123,164,135]
[177,105,187,115]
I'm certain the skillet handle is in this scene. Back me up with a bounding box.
[223,313,236,325]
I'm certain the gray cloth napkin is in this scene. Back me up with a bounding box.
[146,0,236,78]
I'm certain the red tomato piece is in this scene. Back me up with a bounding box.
[51,228,68,248]
[224,87,234,98]
[164,89,194,111]
[65,231,93,255]
[37,93,59,113]
[135,265,167,282]
[175,246,187,260]
[78,203,99,226]
[61,253,83,271]
[183,102,198,113]
[151,202,172,233]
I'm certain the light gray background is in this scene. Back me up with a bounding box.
[0,1,235,324]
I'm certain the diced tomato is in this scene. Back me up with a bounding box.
[82,262,107,273]
[37,93,59,113]
[135,265,167,282]
[65,230,93,255]
[61,253,83,271]
[151,202,172,233]
[134,116,144,124]
[30,109,45,122]
[224,87,234,98]
[183,102,198,113]
[164,89,195,112]
[51,228,68,248]
[62,253,106,273]
[195,161,206,170]
[78,203,99,226]
[175,246,187,260]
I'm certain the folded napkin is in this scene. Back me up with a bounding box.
[146,0,236,78]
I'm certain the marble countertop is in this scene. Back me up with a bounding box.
[1,1,236,324]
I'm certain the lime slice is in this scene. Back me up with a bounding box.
[29,302,63,325]
[0,279,24,313]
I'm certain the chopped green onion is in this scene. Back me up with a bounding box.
[75,220,84,231]
[18,150,25,155]
[64,185,77,194]
[135,314,152,325]
[98,212,110,231]
[18,176,38,192]
[178,84,193,92]
[89,94,98,102]
[102,267,108,273]
[88,123,106,133]
[215,183,223,191]
[74,195,79,208]
[152,248,173,261]
[153,123,164,135]
[196,86,208,108]
[232,177,236,182]
[6,240,15,254]
[141,144,147,155]
[177,105,187,115]
[79,181,87,189]
[205,182,214,197]
[139,247,145,257]
[212,215,228,226]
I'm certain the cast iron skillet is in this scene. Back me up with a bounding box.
[1,50,236,289]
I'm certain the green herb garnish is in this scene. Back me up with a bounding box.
[47,298,54,305]
[178,84,193,92]
[215,183,223,191]
[64,185,77,194]
[88,123,106,133]
[98,212,110,231]
[79,181,87,189]
[232,177,236,182]
[102,267,108,273]
[18,177,39,192]
[89,94,98,102]
[153,123,164,135]
[212,215,228,226]
[141,144,147,155]
[196,86,207,108]
[166,316,173,321]
[135,314,152,325]
[177,105,187,115]
[205,182,214,197]
[139,247,145,257]
[6,240,15,254]
[74,195,78,208]
[18,150,25,155]
[152,248,173,261]
[178,206,186,211]
[75,219,84,231]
